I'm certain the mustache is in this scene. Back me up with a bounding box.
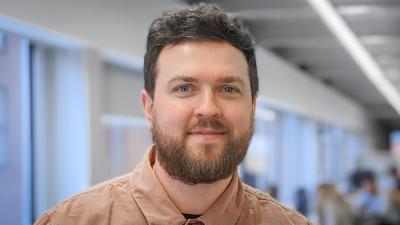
[185,118,229,134]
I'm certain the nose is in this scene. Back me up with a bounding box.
[194,89,222,119]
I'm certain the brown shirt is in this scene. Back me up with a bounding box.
[35,146,312,225]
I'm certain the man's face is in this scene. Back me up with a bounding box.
[142,41,256,184]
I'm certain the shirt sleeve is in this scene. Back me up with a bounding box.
[33,213,51,225]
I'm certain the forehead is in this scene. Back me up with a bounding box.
[155,41,249,84]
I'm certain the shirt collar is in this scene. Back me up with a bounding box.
[130,145,246,225]
[198,171,246,225]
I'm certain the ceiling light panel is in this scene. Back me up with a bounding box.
[306,0,400,116]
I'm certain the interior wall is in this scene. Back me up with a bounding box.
[256,47,370,133]
[103,63,144,118]
[83,49,108,185]
[0,0,183,58]
[0,34,30,225]
[32,46,90,218]
[84,53,147,185]
[0,0,372,133]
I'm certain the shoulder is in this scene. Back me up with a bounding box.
[35,173,144,225]
[57,173,131,206]
[242,184,312,225]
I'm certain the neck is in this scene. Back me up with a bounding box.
[153,157,233,215]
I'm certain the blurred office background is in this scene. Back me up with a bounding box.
[0,0,400,224]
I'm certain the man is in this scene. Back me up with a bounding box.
[35,3,311,225]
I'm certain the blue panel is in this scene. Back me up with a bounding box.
[0,87,7,166]
[0,32,5,53]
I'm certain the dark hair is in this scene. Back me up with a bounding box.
[144,3,258,99]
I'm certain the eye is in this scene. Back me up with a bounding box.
[222,86,239,93]
[172,84,196,97]
[176,85,192,92]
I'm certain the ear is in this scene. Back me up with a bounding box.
[252,94,257,111]
[141,90,154,127]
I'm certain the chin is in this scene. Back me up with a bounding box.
[187,142,225,160]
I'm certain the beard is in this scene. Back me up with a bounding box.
[151,115,254,185]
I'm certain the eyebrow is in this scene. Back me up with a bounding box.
[167,76,198,85]
[167,75,245,86]
[217,76,245,86]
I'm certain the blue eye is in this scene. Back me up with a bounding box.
[178,85,191,92]
[223,86,238,93]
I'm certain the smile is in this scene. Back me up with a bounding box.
[188,130,228,141]
[188,130,227,135]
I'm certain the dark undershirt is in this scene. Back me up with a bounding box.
[182,213,202,220]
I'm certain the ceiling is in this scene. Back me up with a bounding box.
[182,0,400,130]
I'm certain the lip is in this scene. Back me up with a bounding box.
[188,130,227,135]
[188,133,226,141]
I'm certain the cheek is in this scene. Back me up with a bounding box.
[153,100,192,131]
[225,105,254,134]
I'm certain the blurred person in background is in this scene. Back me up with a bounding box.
[388,166,400,191]
[385,167,400,225]
[34,3,312,225]
[316,183,353,225]
[296,187,309,217]
[385,184,400,225]
[352,171,385,225]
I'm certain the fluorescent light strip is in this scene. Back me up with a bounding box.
[337,5,379,16]
[306,0,400,116]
